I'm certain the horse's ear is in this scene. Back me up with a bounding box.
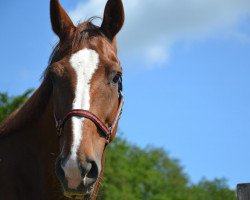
[50,0,75,39]
[100,0,125,42]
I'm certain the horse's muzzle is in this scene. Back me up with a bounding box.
[55,157,97,199]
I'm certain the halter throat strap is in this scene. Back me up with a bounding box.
[54,94,124,144]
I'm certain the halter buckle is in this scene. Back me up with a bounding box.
[105,128,112,143]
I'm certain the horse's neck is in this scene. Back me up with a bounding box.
[0,77,54,137]
[34,91,62,198]
[35,89,59,156]
[18,77,59,160]
[0,78,62,198]
[0,76,59,160]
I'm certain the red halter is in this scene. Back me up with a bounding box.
[54,93,124,144]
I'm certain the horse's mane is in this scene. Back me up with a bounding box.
[0,19,104,138]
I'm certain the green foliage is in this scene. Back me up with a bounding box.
[0,90,236,200]
[186,178,236,200]
[0,89,33,122]
[98,137,236,200]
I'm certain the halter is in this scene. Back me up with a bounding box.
[54,92,124,144]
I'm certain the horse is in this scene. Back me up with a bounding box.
[0,0,125,199]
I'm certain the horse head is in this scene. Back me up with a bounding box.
[48,0,124,198]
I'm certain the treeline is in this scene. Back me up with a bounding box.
[0,90,236,200]
[0,89,33,122]
[99,137,236,200]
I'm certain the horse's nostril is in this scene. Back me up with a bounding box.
[79,162,92,177]
[79,160,99,187]
[87,161,98,179]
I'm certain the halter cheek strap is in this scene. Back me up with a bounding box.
[54,93,124,144]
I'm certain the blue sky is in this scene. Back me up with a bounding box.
[0,0,250,188]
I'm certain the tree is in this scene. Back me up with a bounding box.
[98,137,189,200]
[186,178,236,200]
[0,89,33,122]
[0,90,236,200]
[97,137,236,200]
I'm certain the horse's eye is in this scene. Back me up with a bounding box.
[111,73,123,92]
[112,74,121,84]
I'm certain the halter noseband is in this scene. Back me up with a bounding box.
[54,92,124,144]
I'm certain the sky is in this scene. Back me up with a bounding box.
[0,0,250,189]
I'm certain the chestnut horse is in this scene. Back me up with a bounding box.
[0,0,125,199]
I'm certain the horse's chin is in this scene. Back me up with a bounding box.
[55,157,94,199]
[60,183,93,199]
[63,189,85,199]
[62,187,93,200]
[61,182,94,200]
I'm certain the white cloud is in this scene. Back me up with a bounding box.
[70,0,250,67]
[146,45,170,67]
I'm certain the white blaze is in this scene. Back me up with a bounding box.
[62,48,99,189]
